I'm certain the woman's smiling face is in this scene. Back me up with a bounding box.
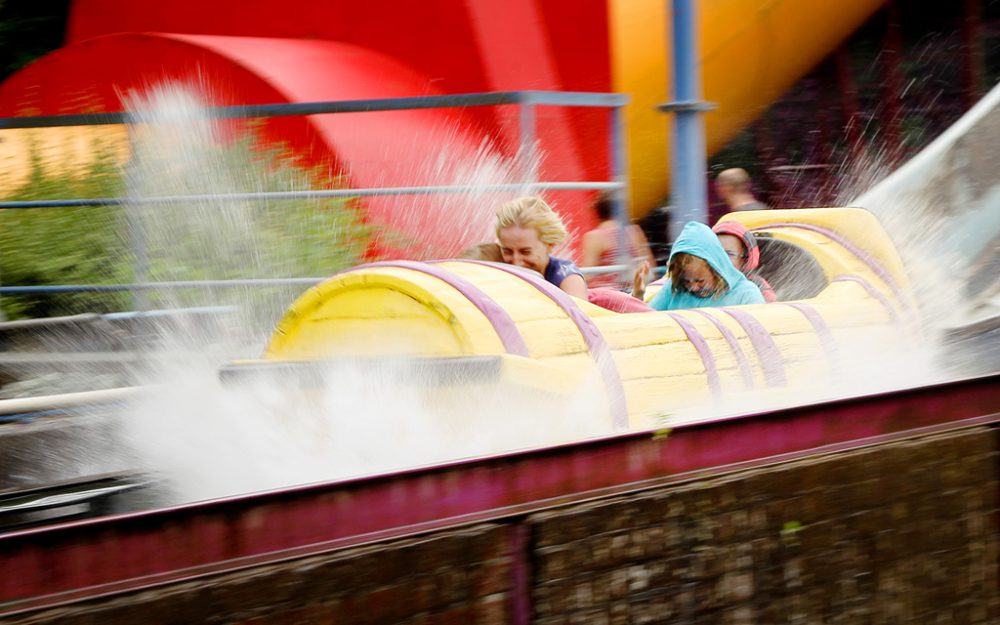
[498,225,551,274]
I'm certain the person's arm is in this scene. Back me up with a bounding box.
[629,225,656,267]
[580,230,605,284]
[756,276,777,302]
[559,273,589,300]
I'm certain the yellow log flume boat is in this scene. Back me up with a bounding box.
[221,208,918,431]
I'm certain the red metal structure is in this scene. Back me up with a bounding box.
[0,0,609,257]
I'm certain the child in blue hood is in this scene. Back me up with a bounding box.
[635,222,764,310]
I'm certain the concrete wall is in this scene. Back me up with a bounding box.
[4,427,997,624]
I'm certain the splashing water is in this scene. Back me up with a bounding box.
[127,358,611,501]
[381,132,542,258]
[845,80,1000,379]
[121,86,350,344]
[112,84,608,503]
[732,81,1000,410]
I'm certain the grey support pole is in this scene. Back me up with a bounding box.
[659,0,714,240]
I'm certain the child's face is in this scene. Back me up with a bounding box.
[717,234,747,271]
[680,257,721,297]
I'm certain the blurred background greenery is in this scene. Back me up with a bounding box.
[0,132,370,319]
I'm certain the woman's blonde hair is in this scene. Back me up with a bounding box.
[495,196,568,246]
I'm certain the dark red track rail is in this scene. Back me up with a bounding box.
[1,374,998,615]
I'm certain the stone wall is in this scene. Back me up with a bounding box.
[528,427,999,624]
[4,427,997,624]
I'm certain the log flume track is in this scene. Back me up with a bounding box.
[0,373,997,620]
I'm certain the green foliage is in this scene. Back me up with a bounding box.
[0,129,371,319]
[0,135,128,317]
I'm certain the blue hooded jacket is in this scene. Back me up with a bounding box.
[649,221,765,310]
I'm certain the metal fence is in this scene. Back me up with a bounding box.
[0,90,632,303]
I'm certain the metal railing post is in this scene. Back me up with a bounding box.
[518,94,538,189]
[610,103,632,285]
[123,122,148,311]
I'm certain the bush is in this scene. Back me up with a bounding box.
[0,127,370,319]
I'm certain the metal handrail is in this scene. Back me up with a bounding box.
[0,181,624,210]
[1,90,633,301]
[0,91,629,129]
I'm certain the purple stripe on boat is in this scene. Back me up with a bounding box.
[831,275,901,326]
[752,222,904,302]
[784,302,841,377]
[690,309,755,390]
[718,308,788,387]
[664,312,723,400]
[453,260,630,430]
[360,260,530,357]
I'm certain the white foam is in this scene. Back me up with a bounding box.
[114,84,609,503]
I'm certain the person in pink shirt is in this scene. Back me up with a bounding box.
[581,193,655,291]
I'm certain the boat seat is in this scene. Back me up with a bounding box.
[755,235,828,301]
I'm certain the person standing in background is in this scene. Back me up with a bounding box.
[715,168,768,212]
[581,192,655,290]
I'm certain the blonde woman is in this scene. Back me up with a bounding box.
[495,196,588,299]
